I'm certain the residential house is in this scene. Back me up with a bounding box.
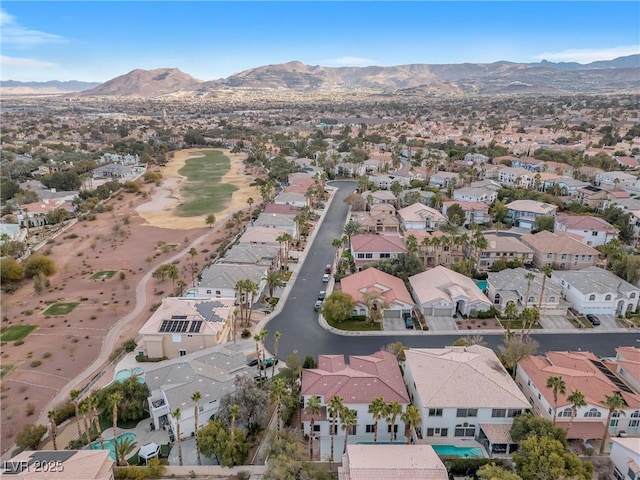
[262,203,301,216]
[301,351,411,461]
[404,346,529,455]
[474,234,534,272]
[516,350,640,443]
[453,186,498,204]
[237,226,289,246]
[550,266,640,315]
[401,188,434,207]
[5,450,114,480]
[350,234,407,271]
[146,346,253,436]
[512,157,545,172]
[577,186,609,210]
[99,152,140,165]
[252,212,297,238]
[138,297,234,359]
[429,171,459,188]
[93,163,137,178]
[350,203,400,234]
[341,267,415,319]
[361,190,396,207]
[521,230,600,270]
[369,174,410,190]
[411,230,465,268]
[554,215,618,247]
[398,203,447,231]
[217,243,281,270]
[17,199,75,228]
[442,200,491,226]
[613,346,640,395]
[273,189,307,208]
[486,268,563,313]
[193,263,267,301]
[614,155,640,170]
[505,200,558,229]
[497,166,533,188]
[337,445,448,480]
[0,223,26,244]
[543,177,590,196]
[610,438,640,480]
[464,152,489,164]
[409,266,492,317]
[596,171,637,191]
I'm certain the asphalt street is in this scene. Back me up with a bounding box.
[265,180,640,360]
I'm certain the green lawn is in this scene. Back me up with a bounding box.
[43,302,79,316]
[326,317,382,331]
[0,325,37,342]
[0,364,15,379]
[90,270,117,280]
[175,150,238,217]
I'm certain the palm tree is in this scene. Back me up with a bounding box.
[167,265,179,293]
[276,232,293,270]
[343,220,362,243]
[270,378,286,434]
[171,408,183,466]
[341,408,358,454]
[264,269,284,300]
[86,394,104,450]
[47,410,58,450]
[328,395,344,464]
[244,280,260,326]
[259,329,268,380]
[305,395,322,460]
[545,376,566,424]
[110,392,123,466]
[600,392,625,454]
[537,264,553,311]
[401,405,422,444]
[253,333,262,379]
[69,389,84,444]
[234,278,248,327]
[114,436,137,466]
[385,402,403,441]
[188,247,197,287]
[79,400,91,446]
[566,389,586,434]
[272,331,281,380]
[331,238,343,261]
[247,197,254,216]
[368,396,387,443]
[192,391,202,466]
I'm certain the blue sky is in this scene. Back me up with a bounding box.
[2,2,639,82]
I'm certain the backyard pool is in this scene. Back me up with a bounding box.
[114,367,145,384]
[86,432,137,461]
[431,444,484,458]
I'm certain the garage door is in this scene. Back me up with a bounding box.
[433,308,452,316]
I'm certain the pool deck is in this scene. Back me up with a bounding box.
[417,437,488,457]
[101,417,170,446]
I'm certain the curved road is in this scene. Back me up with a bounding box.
[265,180,639,359]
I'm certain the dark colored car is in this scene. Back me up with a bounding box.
[586,314,600,326]
[403,313,414,329]
[247,358,260,367]
[260,357,279,369]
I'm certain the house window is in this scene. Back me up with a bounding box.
[610,419,619,428]
[631,293,636,299]
[494,294,501,305]
[627,468,636,480]
[589,294,596,301]
[357,253,365,259]
[428,408,443,417]
[492,409,506,418]
[528,296,535,304]
[548,296,556,303]
[605,294,612,301]
[547,253,553,259]
[215,290,221,295]
[584,408,601,418]
[561,254,567,260]
[387,425,398,433]
[456,408,477,418]
[508,409,523,417]
[179,349,187,357]
[366,425,375,433]
[380,253,390,258]
[365,253,373,259]
[559,408,572,417]
[591,231,598,236]
[313,425,320,432]
[206,290,212,294]
[330,425,338,435]
[454,423,476,437]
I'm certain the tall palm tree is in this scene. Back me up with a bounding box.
[600,392,625,454]
[191,391,202,466]
[264,269,284,300]
[86,394,104,450]
[47,410,58,450]
[171,408,183,466]
[401,405,422,444]
[537,264,553,310]
[244,280,260,326]
[328,395,344,464]
[270,378,286,434]
[566,389,586,435]
[341,408,358,454]
[276,233,293,270]
[110,392,123,466]
[79,401,91,445]
[545,376,566,424]
[368,396,387,443]
[69,389,84,444]
[114,436,137,466]
[188,247,197,287]
[272,331,281,380]
[504,302,518,339]
[385,402,403,441]
[253,333,262,379]
[331,238,343,261]
[305,395,322,460]
[259,329,268,379]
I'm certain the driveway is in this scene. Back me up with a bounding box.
[592,314,621,330]
[539,314,574,330]
[426,315,458,331]
[382,317,406,331]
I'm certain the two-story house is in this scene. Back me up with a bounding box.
[192,263,267,301]
[350,204,400,234]
[404,345,530,456]
[350,234,407,271]
[429,171,459,188]
[442,200,491,226]
[595,171,637,191]
[554,215,618,247]
[505,200,558,229]
[521,230,600,270]
[397,203,447,231]
[486,268,563,313]
[474,234,534,272]
[453,186,498,205]
[497,167,533,188]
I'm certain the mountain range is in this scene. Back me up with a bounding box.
[2,55,638,97]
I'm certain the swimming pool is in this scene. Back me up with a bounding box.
[86,432,137,461]
[114,367,145,384]
[431,444,484,457]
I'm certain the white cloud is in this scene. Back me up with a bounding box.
[0,55,57,68]
[324,56,377,67]
[1,8,66,47]
[533,46,640,64]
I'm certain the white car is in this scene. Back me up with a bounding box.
[322,273,330,283]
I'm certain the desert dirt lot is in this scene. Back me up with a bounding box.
[0,149,259,454]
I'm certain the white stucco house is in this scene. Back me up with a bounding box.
[397,203,447,231]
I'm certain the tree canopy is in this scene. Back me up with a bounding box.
[320,291,355,324]
[513,434,592,480]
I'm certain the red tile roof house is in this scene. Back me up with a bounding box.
[442,200,491,226]
[341,267,415,319]
[350,234,407,271]
[301,351,411,462]
[554,214,619,247]
[516,350,640,447]
[404,346,530,456]
[521,230,601,270]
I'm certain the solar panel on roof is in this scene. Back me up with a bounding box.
[159,320,170,333]
[180,321,189,332]
[169,321,179,332]
[189,320,203,333]
[590,359,634,396]
[171,315,187,319]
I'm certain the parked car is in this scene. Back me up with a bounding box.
[314,300,323,311]
[318,291,326,300]
[260,357,279,369]
[586,314,600,326]
[403,313,414,329]
[322,273,330,283]
[325,264,332,274]
[246,358,260,367]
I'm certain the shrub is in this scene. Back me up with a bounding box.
[241,328,251,339]
[30,360,42,368]
[25,403,35,416]
[123,339,137,352]
[16,424,47,451]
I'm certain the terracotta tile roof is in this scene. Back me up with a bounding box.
[398,203,447,223]
[262,203,301,215]
[341,267,414,307]
[505,200,557,215]
[556,421,606,440]
[301,351,410,405]
[479,423,514,444]
[521,230,600,256]
[555,214,618,232]
[442,200,489,212]
[351,234,407,253]
[339,445,448,479]
[409,266,491,309]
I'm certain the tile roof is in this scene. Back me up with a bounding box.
[521,230,600,256]
[405,345,530,409]
[556,421,606,440]
[555,214,618,232]
[350,234,407,253]
[301,351,410,405]
[505,200,558,215]
[442,200,489,212]
[8,450,113,480]
[551,266,638,295]
[262,203,301,215]
[397,203,447,223]
[341,267,414,307]
[409,266,491,308]
[483,234,534,254]
[238,226,289,244]
[139,297,234,336]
